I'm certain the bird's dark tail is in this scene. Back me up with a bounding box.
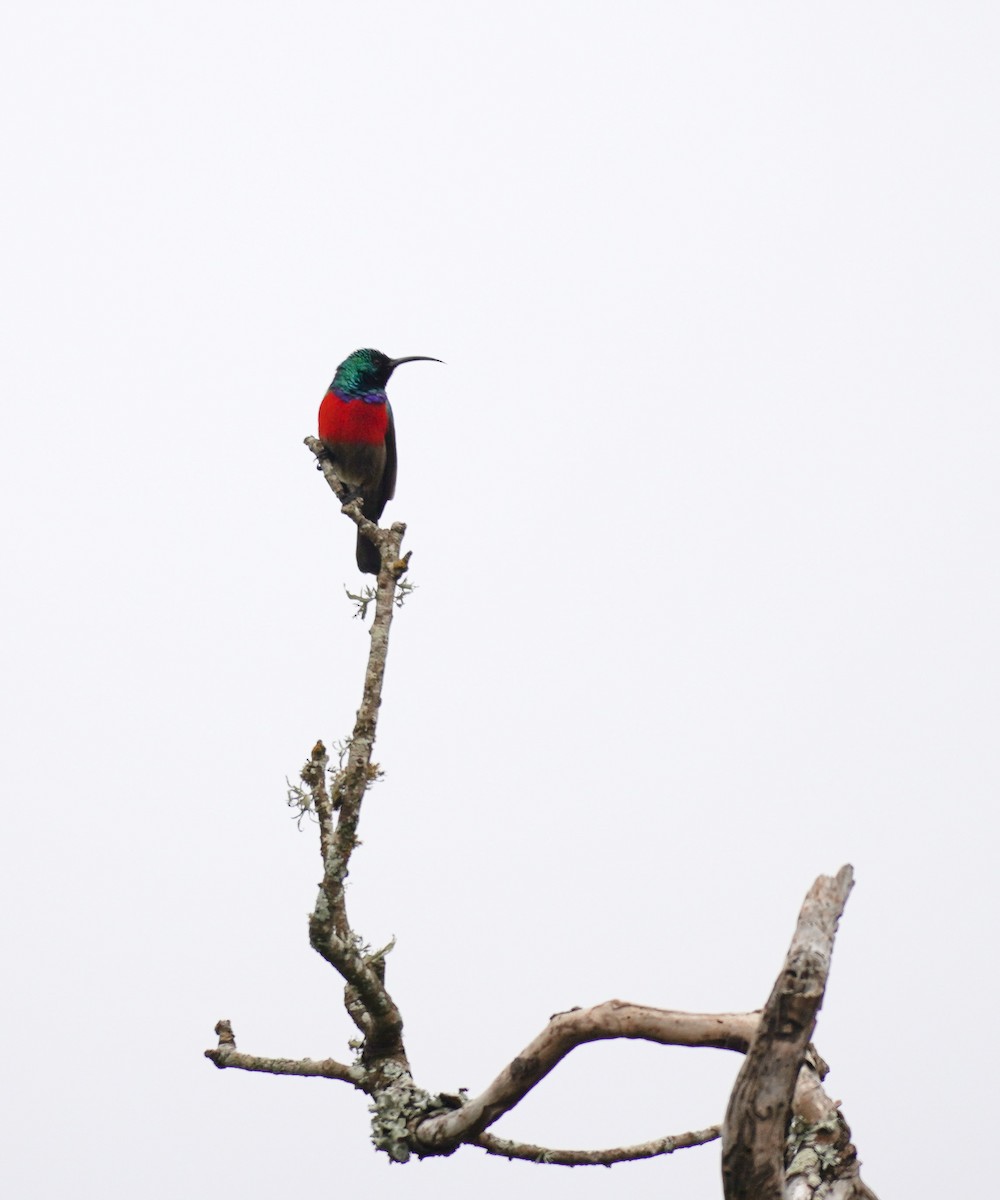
[356,528,381,575]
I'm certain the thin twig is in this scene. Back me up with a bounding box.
[473,1124,721,1166]
[204,1021,366,1089]
[299,740,334,862]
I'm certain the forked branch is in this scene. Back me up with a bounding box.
[205,442,879,1194]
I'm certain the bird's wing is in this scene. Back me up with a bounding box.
[381,402,397,507]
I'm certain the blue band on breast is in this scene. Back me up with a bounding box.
[327,386,387,406]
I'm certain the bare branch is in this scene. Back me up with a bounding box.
[206,443,879,1186]
[721,866,855,1200]
[300,434,413,1077]
[307,541,410,1072]
[415,1001,758,1152]
[473,1124,721,1167]
[204,1020,366,1089]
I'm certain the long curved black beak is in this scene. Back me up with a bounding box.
[388,355,443,374]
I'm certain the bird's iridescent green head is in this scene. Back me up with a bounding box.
[332,348,441,397]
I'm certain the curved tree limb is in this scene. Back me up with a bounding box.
[415,1002,759,1152]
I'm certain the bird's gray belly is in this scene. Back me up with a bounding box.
[327,442,386,491]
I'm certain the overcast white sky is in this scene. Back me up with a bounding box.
[3,3,997,1196]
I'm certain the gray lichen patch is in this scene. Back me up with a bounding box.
[368,1062,459,1164]
[786,1112,856,1190]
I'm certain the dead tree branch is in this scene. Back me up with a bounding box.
[302,435,412,1083]
[204,440,880,1194]
[721,866,856,1200]
[414,1002,758,1152]
[297,740,334,861]
[473,1124,722,1166]
[205,1020,366,1088]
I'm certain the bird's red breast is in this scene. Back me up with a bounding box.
[318,389,390,446]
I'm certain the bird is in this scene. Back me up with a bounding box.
[318,348,440,574]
